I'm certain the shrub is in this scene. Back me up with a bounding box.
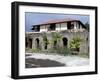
[69,36,83,52]
[48,46,71,56]
[56,47,71,55]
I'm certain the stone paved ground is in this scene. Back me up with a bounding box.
[25,53,89,68]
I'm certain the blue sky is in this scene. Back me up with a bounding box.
[25,12,89,32]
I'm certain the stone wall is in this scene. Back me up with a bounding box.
[25,30,89,54]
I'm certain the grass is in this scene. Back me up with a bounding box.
[26,47,89,58]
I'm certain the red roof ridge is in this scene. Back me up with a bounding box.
[33,18,79,26]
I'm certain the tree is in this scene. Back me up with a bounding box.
[85,22,89,31]
[69,37,83,52]
[42,34,50,49]
[51,32,63,48]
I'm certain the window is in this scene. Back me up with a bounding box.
[48,24,56,31]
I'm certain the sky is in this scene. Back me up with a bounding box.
[25,12,89,32]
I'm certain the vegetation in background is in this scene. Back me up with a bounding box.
[42,33,50,49]
[51,32,63,49]
[69,36,83,54]
[85,22,89,31]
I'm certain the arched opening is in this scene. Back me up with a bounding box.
[44,38,48,50]
[62,37,68,47]
[53,40,57,48]
[44,43,47,50]
[25,37,28,48]
[35,38,40,49]
[54,41,57,46]
[86,37,88,41]
[29,38,32,48]
[88,46,89,53]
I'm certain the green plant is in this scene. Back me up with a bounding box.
[69,36,83,52]
[51,32,63,48]
[56,47,71,55]
[42,34,50,50]
[48,46,71,55]
[43,34,50,45]
[47,32,71,55]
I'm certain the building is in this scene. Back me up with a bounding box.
[25,18,89,54]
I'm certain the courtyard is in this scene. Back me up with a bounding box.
[25,53,89,68]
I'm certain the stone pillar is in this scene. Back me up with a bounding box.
[32,38,35,49]
[40,38,44,50]
[47,37,52,50]
[60,39,63,48]
[27,38,30,48]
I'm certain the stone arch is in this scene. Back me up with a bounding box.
[25,37,28,48]
[35,38,40,49]
[44,44,47,49]
[44,38,48,50]
[62,37,68,47]
[29,38,32,48]
[54,40,57,47]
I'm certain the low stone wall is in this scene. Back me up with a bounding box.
[25,30,89,54]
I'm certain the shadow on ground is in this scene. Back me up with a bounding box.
[25,58,65,68]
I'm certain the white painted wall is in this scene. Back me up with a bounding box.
[56,23,60,30]
[80,24,83,29]
[40,29,46,32]
[40,25,46,32]
[46,25,50,31]
[39,21,80,32]
[74,22,77,29]
[60,23,67,30]
[77,22,80,29]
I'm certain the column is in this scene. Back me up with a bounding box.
[32,38,34,49]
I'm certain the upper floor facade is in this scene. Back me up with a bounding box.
[31,19,86,32]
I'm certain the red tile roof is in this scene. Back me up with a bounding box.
[33,18,79,26]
